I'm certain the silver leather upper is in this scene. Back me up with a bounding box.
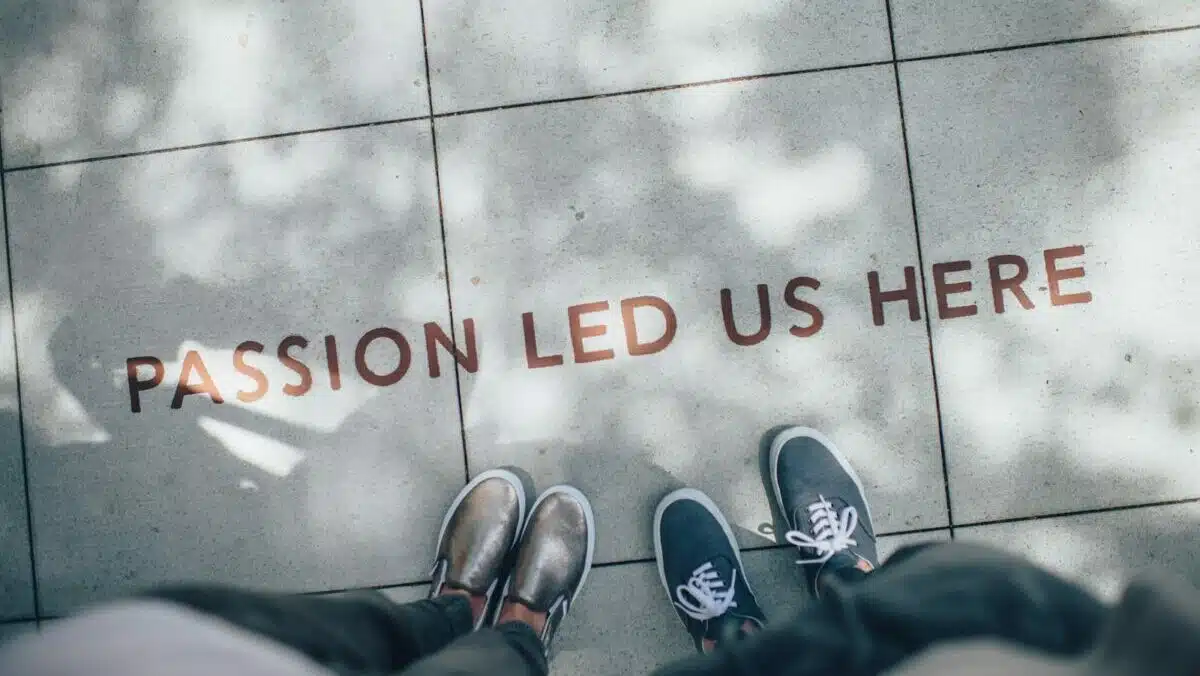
[434,477,523,595]
[508,492,590,612]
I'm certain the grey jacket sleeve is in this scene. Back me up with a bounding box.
[0,600,334,676]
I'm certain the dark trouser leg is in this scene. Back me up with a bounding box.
[144,586,474,675]
[401,622,547,676]
[652,542,1107,676]
[144,586,548,676]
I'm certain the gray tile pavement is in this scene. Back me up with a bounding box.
[0,5,1196,669]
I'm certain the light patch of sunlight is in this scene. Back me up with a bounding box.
[14,290,109,446]
[238,478,259,491]
[5,26,88,158]
[939,328,1049,466]
[768,344,861,413]
[46,163,86,192]
[464,368,575,444]
[0,308,16,410]
[735,143,871,246]
[47,388,111,444]
[670,84,738,130]
[128,160,200,221]
[976,520,1123,600]
[197,415,304,477]
[1096,142,1200,352]
[532,213,574,254]
[645,0,764,84]
[657,332,774,407]
[158,341,376,433]
[729,471,777,544]
[151,0,275,141]
[436,158,486,231]
[230,134,342,206]
[637,395,696,476]
[1065,406,1165,471]
[651,0,790,26]
[368,151,418,215]
[829,419,894,496]
[103,85,150,138]
[155,212,234,281]
[394,274,449,323]
[675,136,743,188]
[659,332,721,388]
[673,137,871,246]
[1003,61,1200,488]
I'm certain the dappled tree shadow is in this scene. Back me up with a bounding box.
[0,1,1195,655]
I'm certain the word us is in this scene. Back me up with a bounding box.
[126,246,1090,412]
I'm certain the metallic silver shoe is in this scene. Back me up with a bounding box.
[499,485,595,653]
[429,469,527,629]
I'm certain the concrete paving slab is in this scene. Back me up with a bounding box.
[4,121,465,614]
[900,32,1200,524]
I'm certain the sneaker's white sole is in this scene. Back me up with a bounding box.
[498,484,596,618]
[768,426,874,530]
[434,468,528,568]
[652,487,759,607]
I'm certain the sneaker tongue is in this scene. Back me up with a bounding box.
[705,614,750,645]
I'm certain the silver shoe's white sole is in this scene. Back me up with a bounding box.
[653,487,758,607]
[768,426,874,530]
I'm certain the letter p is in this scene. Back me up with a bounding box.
[127,357,165,413]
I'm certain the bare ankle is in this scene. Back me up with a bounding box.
[496,599,547,635]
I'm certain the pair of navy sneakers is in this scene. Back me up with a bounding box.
[653,426,878,652]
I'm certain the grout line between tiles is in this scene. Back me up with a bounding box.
[308,523,962,594]
[4,115,429,174]
[0,113,43,621]
[35,497,1197,603]
[591,523,959,570]
[308,577,430,598]
[898,21,1200,63]
[432,59,891,118]
[954,495,1200,531]
[0,617,37,626]
[4,21,1199,174]
[417,0,470,485]
[884,0,955,537]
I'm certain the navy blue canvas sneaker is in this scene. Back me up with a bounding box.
[769,426,878,596]
[654,488,766,652]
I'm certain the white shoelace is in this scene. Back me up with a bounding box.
[784,496,859,566]
[674,561,739,621]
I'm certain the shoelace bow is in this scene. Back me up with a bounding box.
[784,495,859,565]
[674,561,738,621]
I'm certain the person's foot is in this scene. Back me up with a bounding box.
[429,469,527,628]
[654,488,765,653]
[495,485,594,654]
[769,426,878,596]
